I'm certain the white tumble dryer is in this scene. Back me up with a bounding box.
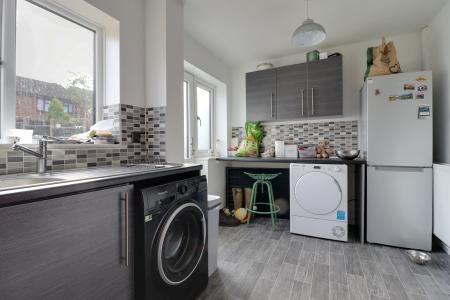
[290,163,348,241]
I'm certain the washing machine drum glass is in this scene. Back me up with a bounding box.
[157,202,206,285]
[294,172,342,215]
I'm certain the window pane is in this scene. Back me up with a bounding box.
[16,0,95,138]
[196,86,211,151]
[183,81,190,159]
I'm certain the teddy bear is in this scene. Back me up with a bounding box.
[316,140,333,159]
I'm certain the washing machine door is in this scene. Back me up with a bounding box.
[294,171,342,215]
[157,202,206,285]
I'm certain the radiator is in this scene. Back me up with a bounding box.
[433,163,450,249]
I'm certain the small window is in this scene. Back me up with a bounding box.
[15,0,96,138]
[36,98,45,112]
[184,72,215,159]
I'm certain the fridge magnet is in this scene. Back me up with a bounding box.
[416,76,427,82]
[374,89,381,96]
[417,84,428,92]
[416,92,425,100]
[418,105,431,119]
[404,84,415,90]
[398,93,414,100]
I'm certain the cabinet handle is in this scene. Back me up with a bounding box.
[270,93,274,118]
[122,192,129,267]
[311,88,315,116]
[301,89,304,116]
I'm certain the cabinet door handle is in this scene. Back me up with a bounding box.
[270,93,274,118]
[301,89,304,116]
[122,192,129,267]
[311,88,315,116]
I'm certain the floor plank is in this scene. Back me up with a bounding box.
[311,263,330,300]
[269,262,297,300]
[329,253,347,285]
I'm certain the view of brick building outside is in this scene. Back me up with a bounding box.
[15,76,94,137]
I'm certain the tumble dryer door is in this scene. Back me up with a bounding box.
[294,171,342,215]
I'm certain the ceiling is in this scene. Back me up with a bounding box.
[184,0,448,66]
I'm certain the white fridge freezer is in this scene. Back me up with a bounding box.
[361,71,433,251]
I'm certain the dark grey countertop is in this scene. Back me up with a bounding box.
[216,156,366,165]
[0,164,202,207]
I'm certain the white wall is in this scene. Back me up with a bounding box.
[184,32,231,85]
[423,1,450,248]
[85,0,146,108]
[165,0,184,163]
[184,33,233,157]
[230,31,424,127]
[144,0,184,162]
[423,0,450,164]
[144,0,166,108]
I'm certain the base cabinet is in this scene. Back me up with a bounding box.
[0,185,134,300]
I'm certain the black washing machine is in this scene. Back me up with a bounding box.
[135,176,208,300]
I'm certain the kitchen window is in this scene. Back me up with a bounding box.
[0,0,110,142]
[184,72,215,159]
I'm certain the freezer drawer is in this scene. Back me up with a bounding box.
[367,166,432,251]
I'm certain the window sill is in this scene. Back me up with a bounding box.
[0,143,124,150]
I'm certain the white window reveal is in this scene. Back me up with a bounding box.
[0,0,120,144]
[184,72,215,159]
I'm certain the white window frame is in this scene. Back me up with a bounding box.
[184,71,215,160]
[0,0,110,143]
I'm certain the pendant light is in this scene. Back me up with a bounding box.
[292,0,326,48]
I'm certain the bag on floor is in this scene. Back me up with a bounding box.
[365,38,402,80]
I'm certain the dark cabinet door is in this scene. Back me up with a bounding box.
[307,55,343,117]
[276,63,308,120]
[0,185,134,300]
[246,69,276,121]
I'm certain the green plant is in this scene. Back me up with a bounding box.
[245,121,264,143]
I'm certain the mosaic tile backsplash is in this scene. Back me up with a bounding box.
[0,104,167,175]
[231,120,358,152]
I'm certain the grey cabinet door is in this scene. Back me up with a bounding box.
[276,63,308,120]
[0,185,134,300]
[246,69,276,121]
[307,56,343,117]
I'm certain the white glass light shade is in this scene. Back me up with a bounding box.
[292,18,326,48]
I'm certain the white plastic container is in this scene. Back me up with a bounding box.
[207,195,221,276]
[275,141,285,158]
[284,144,298,158]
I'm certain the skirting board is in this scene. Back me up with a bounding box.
[433,234,450,255]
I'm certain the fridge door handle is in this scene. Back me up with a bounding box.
[373,166,429,172]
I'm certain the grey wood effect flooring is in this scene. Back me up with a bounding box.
[198,219,450,300]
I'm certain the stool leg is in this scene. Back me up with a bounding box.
[263,182,274,230]
[247,181,258,225]
[268,181,277,229]
[265,181,276,230]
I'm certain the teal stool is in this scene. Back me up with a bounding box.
[244,172,281,230]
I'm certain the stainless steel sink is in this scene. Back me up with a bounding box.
[0,175,66,191]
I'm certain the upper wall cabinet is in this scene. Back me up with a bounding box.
[245,56,343,122]
[276,63,308,120]
[246,69,277,121]
[307,56,343,117]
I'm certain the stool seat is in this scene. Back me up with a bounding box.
[244,172,281,230]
